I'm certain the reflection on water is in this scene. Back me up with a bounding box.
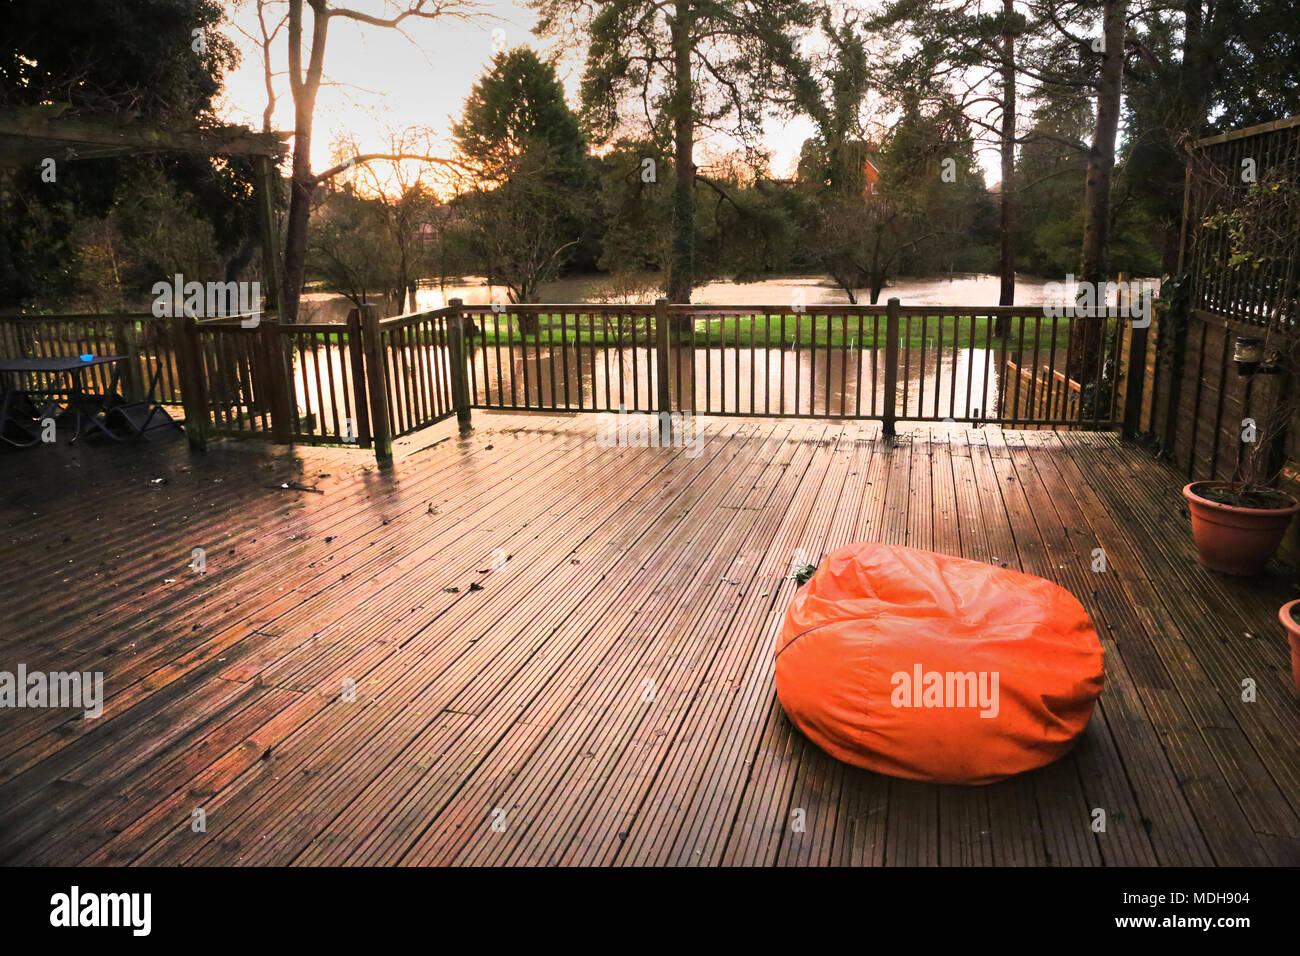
[468,341,1073,422]
[279,333,1084,433]
[300,272,1083,323]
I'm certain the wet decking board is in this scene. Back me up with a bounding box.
[0,412,1295,866]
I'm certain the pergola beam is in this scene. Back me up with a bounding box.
[0,110,289,164]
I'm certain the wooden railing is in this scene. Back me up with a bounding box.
[0,312,182,404]
[462,300,1129,431]
[3,297,1139,464]
[377,307,458,437]
[186,319,369,445]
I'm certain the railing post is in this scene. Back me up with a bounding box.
[112,318,144,402]
[654,297,672,441]
[359,303,392,463]
[345,307,373,448]
[1122,317,1149,440]
[260,321,291,443]
[170,314,208,450]
[446,297,472,436]
[883,297,900,438]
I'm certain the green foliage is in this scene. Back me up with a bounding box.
[308,187,402,311]
[0,0,251,309]
[0,0,236,121]
[797,89,991,303]
[453,47,598,302]
[593,140,674,277]
[533,0,817,298]
[452,48,587,185]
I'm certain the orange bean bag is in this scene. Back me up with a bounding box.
[775,543,1104,785]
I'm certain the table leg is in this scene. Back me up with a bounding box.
[67,368,86,445]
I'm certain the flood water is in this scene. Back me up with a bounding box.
[463,337,1078,423]
[299,272,1068,323]
[289,272,1121,429]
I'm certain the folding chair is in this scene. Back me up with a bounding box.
[94,364,183,442]
[0,389,43,448]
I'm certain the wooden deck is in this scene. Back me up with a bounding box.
[1,412,1297,866]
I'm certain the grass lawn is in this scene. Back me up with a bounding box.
[469,313,1091,350]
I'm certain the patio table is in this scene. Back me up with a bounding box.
[0,355,127,444]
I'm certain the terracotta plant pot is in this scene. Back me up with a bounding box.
[1182,482,1299,576]
[1278,600,1300,692]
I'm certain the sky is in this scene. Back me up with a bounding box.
[214,0,1001,189]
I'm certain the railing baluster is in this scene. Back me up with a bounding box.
[1044,314,1060,422]
[980,312,994,421]
[964,312,977,421]
[778,312,786,417]
[1011,314,1027,422]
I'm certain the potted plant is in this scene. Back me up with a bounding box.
[1181,171,1300,575]
[1184,480,1298,575]
[1278,599,1300,691]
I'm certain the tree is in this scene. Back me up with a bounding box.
[1025,0,1129,381]
[1015,99,1090,275]
[0,0,246,307]
[308,185,397,310]
[795,76,987,304]
[868,0,1031,305]
[1118,0,1300,276]
[594,138,674,281]
[276,0,482,322]
[451,47,593,316]
[454,157,581,308]
[452,47,587,184]
[533,0,814,303]
[333,128,445,312]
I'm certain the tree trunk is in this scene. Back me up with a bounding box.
[282,142,315,324]
[1160,0,1209,275]
[1080,0,1127,282]
[1072,0,1127,383]
[666,0,695,314]
[281,0,329,324]
[998,0,1017,314]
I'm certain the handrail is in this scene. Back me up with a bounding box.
[456,303,1099,318]
[0,311,155,322]
[379,306,456,327]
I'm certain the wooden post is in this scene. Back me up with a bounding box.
[254,154,291,441]
[359,304,392,462]
[446,297,472,436]
[654,298,673,442]
[1123,316,1149,440]
[112,317,144,401]
[883,297,900,438]
[255,154,283,321]
[1163,156,1195,451]
[259,322,292,442]
[170,315,208,450]
[995,309,1009,420]
[345,307,372,448]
